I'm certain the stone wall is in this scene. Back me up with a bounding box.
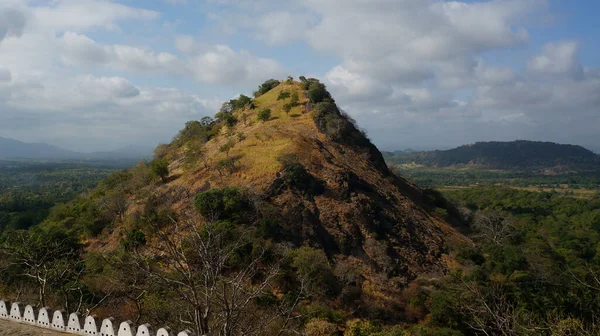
[0,300,193,336]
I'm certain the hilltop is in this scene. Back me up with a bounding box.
[384,140,600,171]
[94,77,464,279]
[13,77,466,332]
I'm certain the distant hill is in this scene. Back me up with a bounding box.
[0,137,151,160]
[384,140,600,171]
[0,137,80,159]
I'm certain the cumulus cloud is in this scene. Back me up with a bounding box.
[58,32,285,86]
[31,0,158,32]
[0,74,222,151]
[528,41,584,80]
[0,8,26,42]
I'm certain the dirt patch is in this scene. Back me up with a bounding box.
[0,319,68,336]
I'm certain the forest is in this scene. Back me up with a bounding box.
[0,160,135,232]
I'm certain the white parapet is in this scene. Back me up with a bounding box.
[9,302,22,321]
[0,300,9,319]
[0,298,194,336]
[84,315,102,335]
[100,317,117,336]
[51,310,67,331]
[118,320,135,336]
[67,312,84,334]
[22,304,37,325]
[156,327,173,336]
[37,307,52,328]
[136,323,154,336]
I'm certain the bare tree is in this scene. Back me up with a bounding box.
[134,213,302,336]
[0,229,83,308]
[473,210,515,245]
[459,281,519,336]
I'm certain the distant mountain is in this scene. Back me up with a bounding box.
[0,137,151,160]
[0,136,80,159]
[384,141,600,171]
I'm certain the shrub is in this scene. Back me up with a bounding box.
[216,159,235,175]
[283,103,293,114]
[277,154,324,195]
[258,108,272,122]
[305,318,338,336]
[122,229,146,251]
[278,91,291,101]
[254,79,280,97]
[289,246,338,296]
[215,110,237,127]
[149,158,169,183]
[308,82,330,103]
[344,320,380,336]
[194,187,253,222]
[230,94,252,110]
[291,91,300,105]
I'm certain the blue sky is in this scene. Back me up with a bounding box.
[0,0,598,152]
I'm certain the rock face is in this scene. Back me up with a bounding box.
[92,79,463,290]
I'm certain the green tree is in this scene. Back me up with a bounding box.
[291,91,300,105]
[150,158,169,183]
[254,79,281,97]
[219,139,235,158]
[258,108,272,122]
[278,91,291,101]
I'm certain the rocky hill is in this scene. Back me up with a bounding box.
[107,79,460,274]
[27,78,466,332]
[384,140,600,171]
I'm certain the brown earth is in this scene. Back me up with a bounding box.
[0,319,67,336]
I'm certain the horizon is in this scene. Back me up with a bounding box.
[0,1,599,152]
[2,134,599,156]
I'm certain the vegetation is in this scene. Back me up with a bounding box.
[149,158,169,183]
[4,77,600,336]
[257,108,272,122]
[0,160,130,233]
[254,79,281,97]
[384,141,600,170]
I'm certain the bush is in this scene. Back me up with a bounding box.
[278,91,291,101]
[289,246,338,296]
[344,320,380,336]
[149,158,169,183]
[277,154,324,195]
[254,79,280,97]
[194,187,253,222]
[258,108,272,122]
[230,94,252,110]
[305,318,338,336]
[291,91,300,105]
[308,82,330,103]
[122,229,146,251]
[216,159,235,175]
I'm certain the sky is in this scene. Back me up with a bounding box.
[0,0,599,153]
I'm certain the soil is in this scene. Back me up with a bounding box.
[0,319,67,336]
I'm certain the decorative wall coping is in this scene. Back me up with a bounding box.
[0,300,194,336]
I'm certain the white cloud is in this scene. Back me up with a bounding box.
[528,41,584,80]
[0,68,11,83]
[31,0,158,32]
[0,8,26,42]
